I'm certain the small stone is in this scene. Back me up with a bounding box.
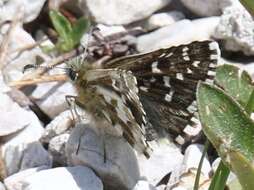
[6,166,103,190]
[1,122,44,177]
[214,4,254,55]
[0,0,46,24]
[144,11,185,31]
[167,144,211,189]
[78,0,172,25]
[66,123,140,190]
[41,110,73,144]
[4,166,49,190]
[48,134,70,166]
[31,82,77,118]
[137,17,219,53]
[137,139,183,185]
[132,180,156,190]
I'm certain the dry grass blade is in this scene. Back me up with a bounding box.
[9,74,68,88]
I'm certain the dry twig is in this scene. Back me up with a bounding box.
[9,74,68,88]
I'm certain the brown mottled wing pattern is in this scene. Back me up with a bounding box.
[85,68,151,156]
[105,41,220,144]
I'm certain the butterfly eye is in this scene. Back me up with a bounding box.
[66,68,78,81]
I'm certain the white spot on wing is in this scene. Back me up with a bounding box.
[183,55,190,61]
[187,68,192,74]
[176,73,184,80]
[192,61,200,67]
[165,52,173,58]
[165,90,174,102]
[159,53,166,58]
[182,52,188,57]
[210,54,218,60]
[187,101,197,113]
[191,117,200,124]
[163,76,171,87]
[152,61,162,73]
[208,70,216,76]
[140,86,148,92]
[209,63,217,68]
[182,47,189,52]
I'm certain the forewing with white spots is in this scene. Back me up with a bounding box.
[105,41,220,143]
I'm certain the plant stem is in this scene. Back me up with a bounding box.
[209,161,230,190]
[194,140,210,190]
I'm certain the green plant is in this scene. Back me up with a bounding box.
[196,64,254,190]
[49,10,90,52]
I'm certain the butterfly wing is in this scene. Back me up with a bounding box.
[105,41,220,144]
[83,68,152,157]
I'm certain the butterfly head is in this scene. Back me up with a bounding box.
[66,67,79,81]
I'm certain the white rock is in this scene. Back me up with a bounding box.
[0,182,5,190]
[79,0,172,25]
[0,92,36,136]
[1,25,48,83]
[214,4,254,55]
[132,180,156,190]
[182,144,211,179]
[211,157,221,172]
[180,0,236,16]
[137,139,183,185]
[4,166,49,190]
[1,121,44,176]
[31,82,77,118]
[95,24,126,37]
[6,166,103,190]
[66,123,140,190]
[144,11,185,31]
[48,133,70,166]
[0,0,46,24]
[41,110,73,143]
[167,144,211,189]
[137,18,219,52]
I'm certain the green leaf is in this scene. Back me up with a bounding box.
[194,140,210,190]
[215,64,254,113]
[49,10,73,44]
[240,0,254,17]
[197,82,254,190]
[208,161,229,190]
[71,17,90,46]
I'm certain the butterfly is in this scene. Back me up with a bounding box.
[65,40,220,158]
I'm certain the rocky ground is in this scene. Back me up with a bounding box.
[0,0,254,190]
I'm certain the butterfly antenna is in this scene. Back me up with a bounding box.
[22,64,69,73]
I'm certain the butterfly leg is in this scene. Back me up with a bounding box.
[65,95,82,123]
